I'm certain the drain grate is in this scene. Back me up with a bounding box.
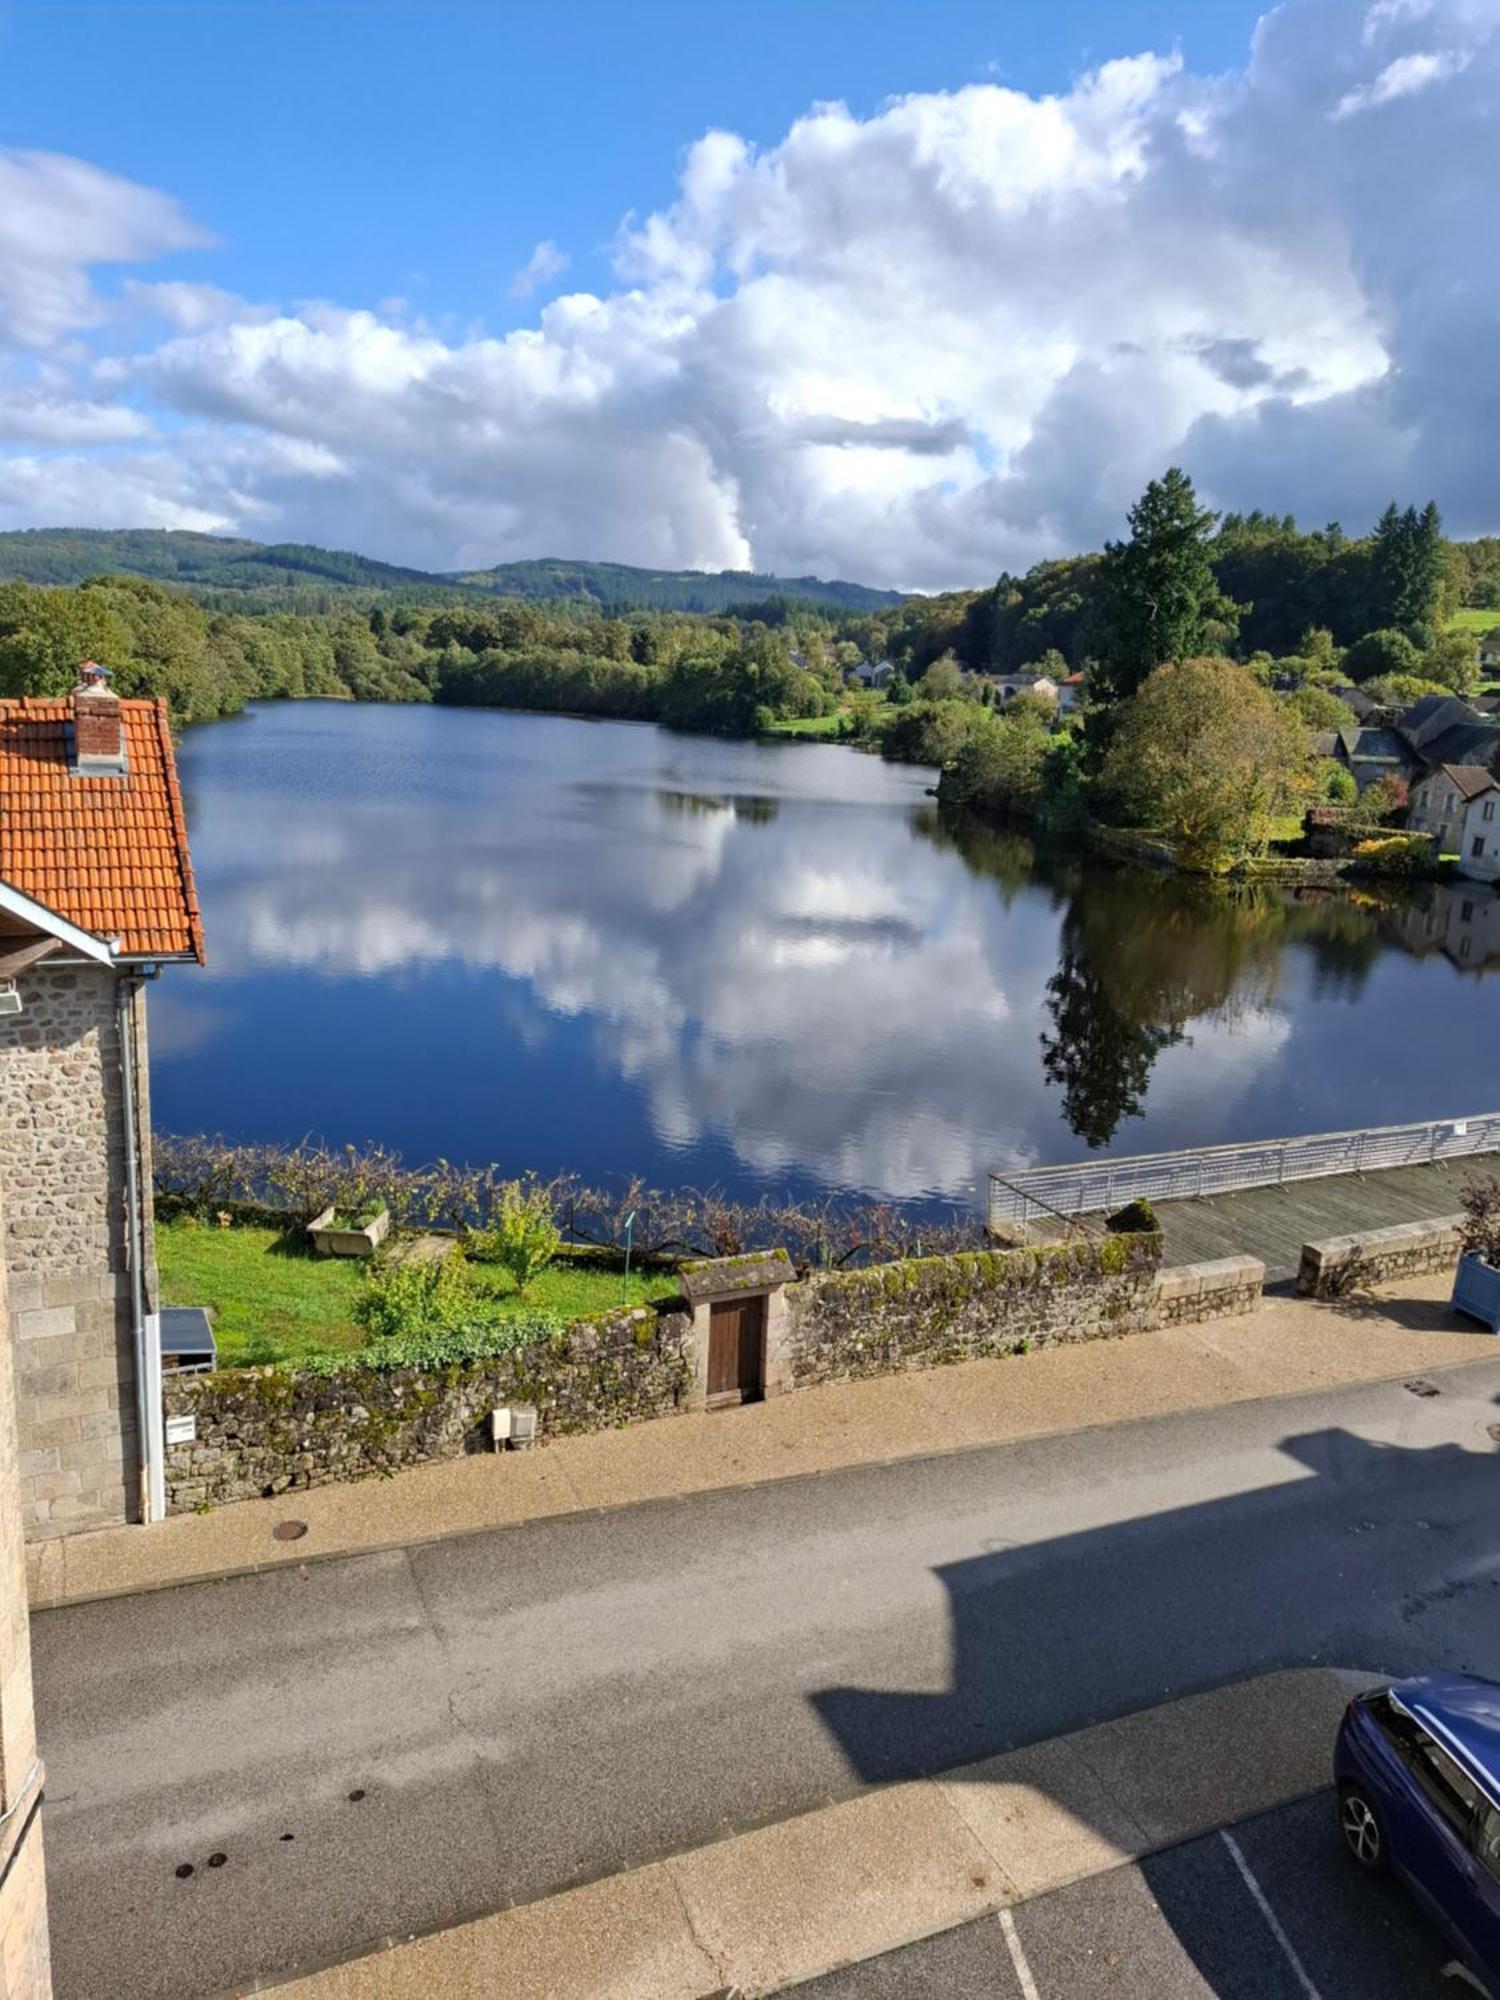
[1403,1379,1441,1398]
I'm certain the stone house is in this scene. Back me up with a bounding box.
[1451,769,1500,885]
[0,667,204,1538]
[1407,762,1496,857]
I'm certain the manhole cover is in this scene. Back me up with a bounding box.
[272,1520,308,1542]
[1404,1379,1441,1399]
[1488,1424,1500,1445]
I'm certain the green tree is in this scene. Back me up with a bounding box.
[936,706,1051,819]
[1288,684,1356,731]
[1340,627,1422,683]
[0,581,128,697]
[1371,500,1444,634]
[1419,627,1478,695]
[1101,656,1308,868]
[1094,469,1240,703]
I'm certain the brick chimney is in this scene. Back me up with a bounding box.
[72,661,126,776]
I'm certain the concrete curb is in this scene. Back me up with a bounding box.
[249,1666,1371,2000]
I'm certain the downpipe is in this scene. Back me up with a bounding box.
[117,968,162,1524]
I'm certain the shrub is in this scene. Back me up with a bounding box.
[470,1177,562,1295]
[1460,1179,1500,1267]
[1105,1198,1157,1235]
[1350,833,1432,876]
[304,1313,562,1376]
[353,1254,477,1338]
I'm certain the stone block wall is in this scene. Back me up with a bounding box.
[782,1234,1164,1389]
[164,1303,693,1511]
[1295,1216,1463,1298]
[1152,1256,1264,1326]
[0,963,150,1536]
[157,1231,1276,1516]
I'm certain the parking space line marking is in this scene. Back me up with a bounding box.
[998,1908,1042,2000]
[1221,1829,1324,2000]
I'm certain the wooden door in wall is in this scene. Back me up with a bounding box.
[707,1294,765,1406]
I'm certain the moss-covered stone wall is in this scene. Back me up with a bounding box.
[163,1302,693,1511]
[783,1231,1163,1387]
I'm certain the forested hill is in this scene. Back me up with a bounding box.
[0,529,903,614]
[450,557,904,612]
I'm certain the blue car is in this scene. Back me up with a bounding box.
[1335,1673,1500,1989]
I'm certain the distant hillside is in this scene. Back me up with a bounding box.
[452,556,904,613]
[0,529,904,613]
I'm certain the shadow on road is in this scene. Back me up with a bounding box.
[812,1423,1500,1996]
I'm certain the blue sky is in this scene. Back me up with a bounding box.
[9,1,1266,329]
[0,1,1493,586]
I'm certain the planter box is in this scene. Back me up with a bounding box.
[308,1204,390,1258]
[1451,1252,1500,1332]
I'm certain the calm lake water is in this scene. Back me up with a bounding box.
[153,700,1500,1213]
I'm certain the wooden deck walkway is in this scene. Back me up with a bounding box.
[1145,1158,1492,1285]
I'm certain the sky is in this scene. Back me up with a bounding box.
[0,0,1496,590]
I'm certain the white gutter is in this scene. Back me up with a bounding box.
[117,972,165,1524]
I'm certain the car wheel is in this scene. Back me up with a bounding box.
[1339,1784,1387,1872]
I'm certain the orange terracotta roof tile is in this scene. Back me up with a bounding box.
[0,696,205,961]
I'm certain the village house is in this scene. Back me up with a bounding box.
[1396,693,1499,774]
[1407,762,1496,856]
[0,666,204,1538]
[847,658,895,689]
[1449,768,1500,884]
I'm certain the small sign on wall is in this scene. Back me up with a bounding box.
[165,1414,196,1447]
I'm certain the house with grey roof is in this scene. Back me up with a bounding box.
[1333,725,1419,793]
[1397,694,1500,775]
[1408,763,1497,856]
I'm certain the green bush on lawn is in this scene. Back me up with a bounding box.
[157,1218,679,1370]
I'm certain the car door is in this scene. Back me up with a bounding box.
[1470,1800,1500,1984]
[1399,1725,1487,1969]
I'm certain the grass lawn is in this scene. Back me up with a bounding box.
[761,710,849,739]
[1448,608,1500,634]
[157,1220,680,1369]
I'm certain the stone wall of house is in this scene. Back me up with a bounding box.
[780,1234,1165,1388]
[0,963,151,1537]
[1295,1216,1464,1298]
[163,1303,694,1511]
[0,1185,56,1995]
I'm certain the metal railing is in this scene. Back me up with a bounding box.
[987,1112,1500,1238]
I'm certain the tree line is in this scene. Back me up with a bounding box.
[1,477,1494,872]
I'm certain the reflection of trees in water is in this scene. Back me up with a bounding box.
[1040,950,1183,1149]
[923,811,1413,1149]
[654,789,781,825]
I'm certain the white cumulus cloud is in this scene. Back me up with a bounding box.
[0,0,1498,586]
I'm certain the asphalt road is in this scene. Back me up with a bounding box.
[794,1792,1470,1998]
[34,1358,1500,2000]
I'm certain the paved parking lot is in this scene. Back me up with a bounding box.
[792,1793,1473,1998]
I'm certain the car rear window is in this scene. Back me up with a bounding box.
[1479,1805,1500,1884]
[1366,1696,1485,1840]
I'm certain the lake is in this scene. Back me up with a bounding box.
[152,700,1500,1215]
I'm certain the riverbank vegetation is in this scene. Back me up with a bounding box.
[1,480,1496,871]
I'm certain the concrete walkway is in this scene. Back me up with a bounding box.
[27,1272,1495,1613]
[258,1667,1367,1999]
